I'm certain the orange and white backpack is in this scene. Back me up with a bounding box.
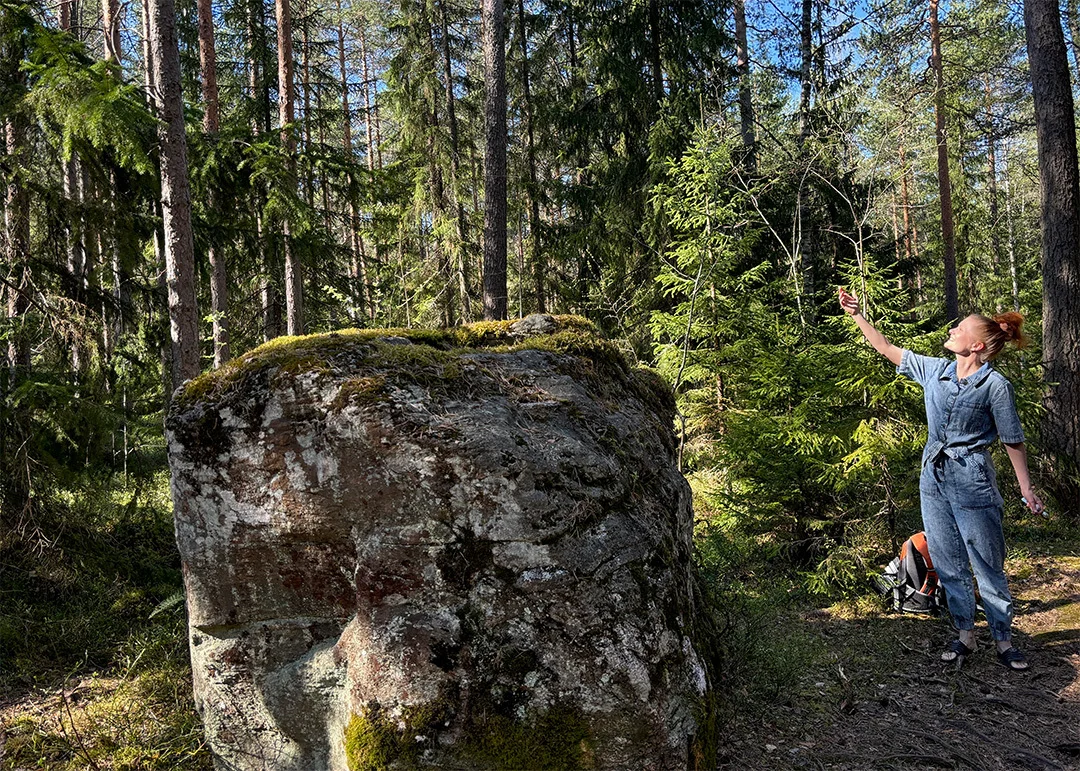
[878,532,943,613]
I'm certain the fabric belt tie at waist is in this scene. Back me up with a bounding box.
[927,445,987,466]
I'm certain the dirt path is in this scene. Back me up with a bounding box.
[718,556,1080,770]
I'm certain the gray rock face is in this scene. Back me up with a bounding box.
[167,316,711,770]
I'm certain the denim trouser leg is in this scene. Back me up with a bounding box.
[920,455,1014,641]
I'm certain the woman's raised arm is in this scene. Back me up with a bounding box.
[839,288,903,366]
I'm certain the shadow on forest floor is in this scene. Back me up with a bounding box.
[719,555,1080,771]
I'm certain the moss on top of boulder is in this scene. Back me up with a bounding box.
[174,315,669,415]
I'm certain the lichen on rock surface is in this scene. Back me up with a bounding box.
[167,314,714,770]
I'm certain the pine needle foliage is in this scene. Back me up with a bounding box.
[651,125,935,595]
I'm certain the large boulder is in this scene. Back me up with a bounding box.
[167,315,714,770]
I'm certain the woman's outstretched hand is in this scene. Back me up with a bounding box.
[839,287,861,316]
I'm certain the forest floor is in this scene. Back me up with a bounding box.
[719,551,1080,771]
[1,514,1077,770]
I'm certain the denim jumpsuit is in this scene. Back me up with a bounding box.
[898,350,1026,641]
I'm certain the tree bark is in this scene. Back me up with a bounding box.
[423,11,454,327]
[1025,0,1080,514]
[246,0,278,339]
[102,0,121,62]
[249,0,271,134]
[337,11,371,322]
[59,0,86,313]
[1001,139,1021,312]
[358,22,382,170]
[515,0,543,313]
[798,0,812,143]
[734,0,756,173]
[984,77,1001,272]
[357,20,378,175]
[930,0,959,322]
[482,0,508,320]
[794,0,813,326]
[5,116,31,376]
[301,7,314,207]
[648,0,664,103]
[148,0,201,388]
[439,0,473,320]
[198,0,230,366]
[899,140,914,264]
[141,0,171,400]
[197,0,219,133]
[275,0,303,334]
[101,0,126,358]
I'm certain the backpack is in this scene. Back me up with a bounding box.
[876,532,943,613]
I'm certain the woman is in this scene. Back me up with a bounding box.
[838,288,1043,671]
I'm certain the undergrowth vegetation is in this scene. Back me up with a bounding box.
[0,471,210,769]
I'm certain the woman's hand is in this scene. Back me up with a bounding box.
[838,287,861,316]
[838,287,903,365]
[1021,488,1046,516]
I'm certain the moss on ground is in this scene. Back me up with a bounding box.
[0,472,210,770]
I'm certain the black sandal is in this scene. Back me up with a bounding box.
[996,647,1029,671]
[941,638,976,666]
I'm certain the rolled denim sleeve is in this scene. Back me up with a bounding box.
[989,378,1025,444]
[897,349,945,388]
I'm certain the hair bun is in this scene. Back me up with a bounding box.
[992,311,1027,347]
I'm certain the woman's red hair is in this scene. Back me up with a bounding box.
[972,312,1027,362]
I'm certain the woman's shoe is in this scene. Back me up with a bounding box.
[996,646,1029,671]
[941,638,976,667]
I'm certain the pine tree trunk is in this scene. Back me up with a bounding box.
[1002,140,1021,312]
[424,13,454,327]
[148,0,200,387]
[1025,0,1080,514]
[899,140,914,264]
[439,0,473,321]
[985,77,1001,272]
[198,0,219,131]
[794,0,813,326]
[246,0,278,339]
[59,0,87,323]
[249,0,271,135]
[357,22,382,170]
[337,10,371,323]
[302,9,314,208]
[798,0,812,143]
[734,0,756,173]
[648,0,663,103]
[482,0,508,321]
[359,20,376,174]
[515,0,543,313]
[930,0,959,322]
[101,1,125,358]
[276,0,303,335]
[198,0,230,366]
[102,0,121,62]
[5,116,31,376]
[141,0,171,400]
